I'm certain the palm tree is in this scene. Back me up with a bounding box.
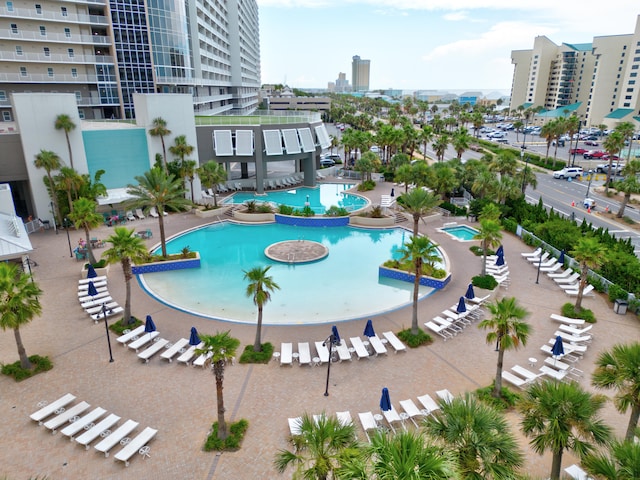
[399,235,440,336]
[394,164,414,194]
[243,266,280,352]
[0,262,43,369]
[68,197,103,264]
[337,429,456,479]
[101,227,148,325]
[570,237,606,311]
[195,331,240,440]
[275,413,358,480]
[197,161,227,207]
[54,113,76,169]
[603,131,625,193]
[399,187,441,237]
[56,166,83,213]
[614,160,640,218]
[180,159,197,201]
[149,117,171,172]
[478,297,531,398]
[34,149,63,226]
[451,127,471,159]
[424,393,524,478]
[592,343,640,441]
[473,219,503,275]
[432,134,449,162]
[127,168,191,257]
[616,121,636,162]
[518,380,612,480]
[428,163,459,201]
[582,437,640,479]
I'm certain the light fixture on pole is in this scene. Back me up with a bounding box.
[536,252,543,284]
[101,302,114,363]
[323,333,337,396]
[64,218,72,257]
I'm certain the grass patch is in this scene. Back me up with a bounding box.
[109,317,143,335]
[239,343,274,364]
[472,274,498,290]
[396,328,432,348]
[475,383,521,411]
[1,355,52,382]
[204,419,249,451]
[561,302,596,323]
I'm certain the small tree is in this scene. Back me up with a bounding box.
[55,114,76,169]
[34,149,63,226]
[244,266,280,352]
[149,117,171,172]
[0,262,43,370]
[474,219,502,276]
[197,161,227,207]
[68,197,103,264]
[195,331,240,440]
[570,237,606,311]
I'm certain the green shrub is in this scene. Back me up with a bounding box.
[475,383,521,411]
[440,201,467,216]
[84,259,107,269]
[181,245,191,258]
[469,245,496,257]
[1,355,53,381]
[110,317,143,334]
[256,203,273,213]
[607,284,629,303]
[325,205,349,217]
[278,204,294,215]
[293,205,315,217]
[357,180,376,191]
[239,343,273,364]
[204,419,249,452]
[561,302,596,323]
[472,274,498,290]
[396,328,432,347]
[245,200,256,213]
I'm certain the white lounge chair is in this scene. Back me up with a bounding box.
[565,284,595,297]
[75,413,121,449]
[30,393,77,424]
[543,356,577,372]
[399,399,426,427]
[432,315,463,334]
[336,411,353,427]
[280,342,293,366]
[79,275,107,285]
[297,342,313,366]
[85,302,119,316]
[349,336,370,360]
[160,338,190,362]
[149,207,159,218]
[382,331,406,353]
[502,371,527,388]
[287,417,302,436]
[335,340,352,362]
[358,411,378,442]
[382,406,404,433]
[564,464,592,480]
[176,342,204,365]
[192,351,212,368]
[558,323,593,336]
[138,338,169,363]
[127,331,159,352]
[60,407,107,440]
[558,282,580,291]
[43,401,91,433]
[77,285,108,297]
[80,296,113,309]
[114,426,157,467]
[550,314,585,326]
[511,365,541,382]
[90,306,124,323]
[533,258,557,269]
[78,280,107,290]
[527,251,549,263]
[541,263,563,273]
[553,330,591,344]
[554,272,580,284]
[417,393,440,414]
[424,321,454,341]
[436,389,454,404]
[116,325,146,346]
[467,294,490,305]
[548,269,573,279]
[539,364,568,381]
[521,247,542,258]
[547,338,588,354]
[78,290,111,303]
[314,341,330,364]
[135,208,146,220]
[126,210,136,221]
[540,344,581,363]
[94,419,139,457]
[368,335,388,356]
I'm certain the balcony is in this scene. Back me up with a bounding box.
[77,96,119,106]
[0,72,99,83]
[0,6,108,25]
[0,51,114,64]
[155,75,197,86]
[0,30,111,45]
[192,93,233,105]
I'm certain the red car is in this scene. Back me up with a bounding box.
[583,150,606,159]
[570,148,588,155]
[602,154,620,161]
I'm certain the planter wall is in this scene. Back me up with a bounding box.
[132,252,201,275]
[349,216,395,227]
[195,207,228,219]
[275,214,349,227]
[379,265,451,289]
[80,265,110,279]
[232,210,276,222]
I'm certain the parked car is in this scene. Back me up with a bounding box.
[552,139,566,147]
[570,148,588,155]
[584,140,599,146]
[596,161,624,174]
[583,150,606,159]
[553,167,583,179]
[320,158,335,167]
[496,138,509,144]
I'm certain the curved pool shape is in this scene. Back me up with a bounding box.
[222,183,367,214]
[139,223,438,325]
[441,225,479,241]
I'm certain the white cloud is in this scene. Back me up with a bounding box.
[443,10,468,21]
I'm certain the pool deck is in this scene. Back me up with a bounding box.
[0,178,638,479]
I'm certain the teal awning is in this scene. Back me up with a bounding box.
[606,108,635,119]
[538,102,582,118]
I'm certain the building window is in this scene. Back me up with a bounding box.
[19,66,27,76]
[625,95,632,100]
[627,88,634,92]
[75,91,81,101]
[630,80,636,85]
[15,45,22,55]
[61,6,67,16]
[71,68,78,78]
[35,4,42,14]
[631,72,638,77]
[624,103,631,107]
[2,111,11,121]
[10,23,18,34]
[68,48,74,58]
[78,109,85,119]
[64,28,71,38]
[0,91,6,100]
[6,1,13,11]
[39,26,46,36]
[43,47,50,56]
[633,65,639,70]
[47,67,53,77]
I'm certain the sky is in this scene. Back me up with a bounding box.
[256,1,640,93]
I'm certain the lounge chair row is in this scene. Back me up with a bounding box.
[424,300,485,341]
[522,248,596,298]
[77,279,125,324]
[277,332,407,366]
[29,393,157,467]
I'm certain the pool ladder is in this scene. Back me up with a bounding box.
[287,253,295,264]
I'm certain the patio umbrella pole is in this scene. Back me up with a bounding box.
[323,333,336,396]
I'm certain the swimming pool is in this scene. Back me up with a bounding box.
[222,183,368,214]
[139,223,438,325]
[440,224,479,241]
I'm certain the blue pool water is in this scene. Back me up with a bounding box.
[139,223,437,325]
[222,183,368,213]
[441,225,479,241]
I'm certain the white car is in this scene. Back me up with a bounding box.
[552,167,583,179]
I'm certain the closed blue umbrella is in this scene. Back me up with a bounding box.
[456,296,467,314]
[87,281,98,297]
[189,327,201,346]
[465,283,475,300]
[558,250,565,265]
[495,252,505,266]
[552,335,565,365]
[145,315,156,336]
[496,245,504,256]
[380,387,392,412]
[87,264,98,279]
[331,325,341,345]
[363,319,375,337]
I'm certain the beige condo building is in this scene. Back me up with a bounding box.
[510,15,640,129]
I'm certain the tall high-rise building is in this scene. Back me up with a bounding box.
[351,55,370,93]
[510,15,640,128]
[0,0,261,119]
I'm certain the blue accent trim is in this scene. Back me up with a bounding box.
[132,257,201,274]
[379,265,451,289]
[274,214,349,227]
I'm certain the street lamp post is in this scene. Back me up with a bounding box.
[535,252,543,284]
[101,303,114,363]
[586,169,594,198]
[323,333,337,396]
[64,218,72,257]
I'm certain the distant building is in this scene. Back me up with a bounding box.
[335,72,349,93]
[260,86,331,112]
[510,15,640,129]
[351,56,370,92]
